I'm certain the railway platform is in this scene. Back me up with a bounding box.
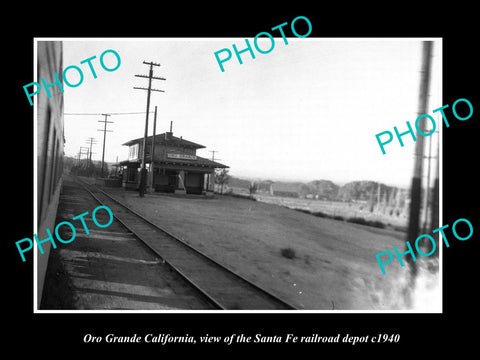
[40,175,215,310]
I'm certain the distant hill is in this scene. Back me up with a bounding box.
[337,180,386,202]
[307,180,340,200]
[227,176,408,203]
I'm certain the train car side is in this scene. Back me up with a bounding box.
[36,41,64,307]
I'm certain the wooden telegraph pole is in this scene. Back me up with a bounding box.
[97,114,113,178]
[149,106,158,192]
[134,61,165,197]
[406,41,433,281]
[85,137,97,168]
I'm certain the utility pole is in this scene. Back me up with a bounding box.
[209,150,222,193]
[76,150,81,166]
[405,41,433,283]
[430,139,439,240]
[79,147,89,168]
[97,114,113,178]
[85,137,97,167]
[149,106,158,192]
[422,136,433,233]
[209,150,218,161]
[134,61,165,197]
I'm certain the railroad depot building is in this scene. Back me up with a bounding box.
[119,130,228,194]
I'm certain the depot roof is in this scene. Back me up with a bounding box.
[122,132,205,149]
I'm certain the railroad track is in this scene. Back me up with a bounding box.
[76,178,296,310]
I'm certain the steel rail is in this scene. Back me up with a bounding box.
[76,177,297,310]
[75,178,224,309]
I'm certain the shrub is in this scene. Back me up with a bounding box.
[370,220,386,229]
[295,208,312,215]
[312,211,328,218]
[346,217,386,229]
[280,247,296,259]
[347,217,368,225]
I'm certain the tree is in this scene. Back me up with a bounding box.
[249,181,257,196]
[215,168,230,194]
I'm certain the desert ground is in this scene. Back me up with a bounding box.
[102,186,414,310]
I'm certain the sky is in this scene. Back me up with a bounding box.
[59,38,442,187]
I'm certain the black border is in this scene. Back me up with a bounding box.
[6,5,479,355]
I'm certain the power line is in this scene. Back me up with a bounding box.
[65,112,154,116]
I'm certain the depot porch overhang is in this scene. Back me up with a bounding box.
[118,156,228,171]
